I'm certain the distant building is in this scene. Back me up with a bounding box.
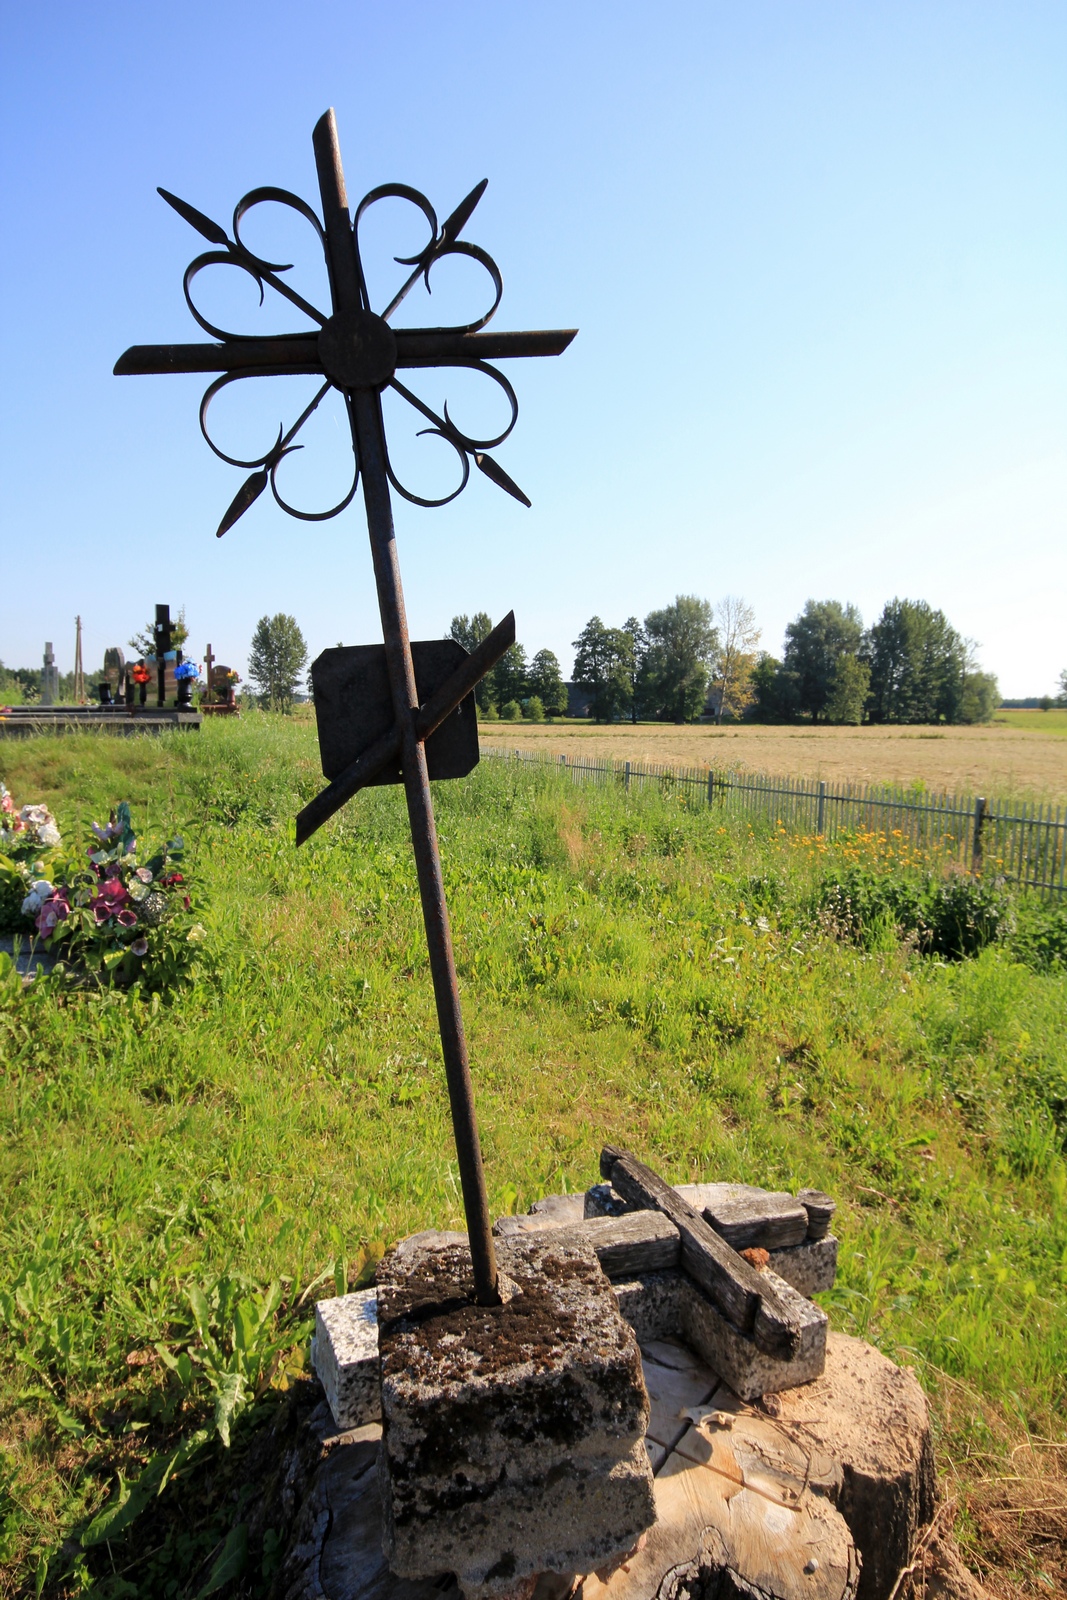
[564,681,596,718]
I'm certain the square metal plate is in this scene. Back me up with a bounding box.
[311,639,479,784]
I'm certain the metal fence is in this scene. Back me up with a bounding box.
[484,747,1067,896]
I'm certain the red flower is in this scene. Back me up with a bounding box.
[89,877,130,924]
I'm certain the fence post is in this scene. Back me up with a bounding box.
[972,796,987,872]
[559,753,566,768]
[817,781,826,836]
[625,760,631,791]
[707,770,715,808]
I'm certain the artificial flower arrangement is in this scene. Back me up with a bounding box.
[1,784,62,850]
[0,786,205,989]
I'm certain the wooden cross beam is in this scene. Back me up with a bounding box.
[114,109,576,1306]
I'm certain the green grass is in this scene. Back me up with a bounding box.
[994,708,1067,736]
[1,716,1066,1596]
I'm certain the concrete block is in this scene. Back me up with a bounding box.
[768,1235,838,1297]
[679,1269,827,1402]
[312,1288,381,1430]
[376,1232,655,1599]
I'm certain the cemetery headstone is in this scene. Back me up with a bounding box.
[152,605,178,706]
[103,646,126,701]
[41,642,59,705]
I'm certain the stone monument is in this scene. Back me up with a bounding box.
[40,642,59,705]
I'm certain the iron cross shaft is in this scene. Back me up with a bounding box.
[115,110,575,1306]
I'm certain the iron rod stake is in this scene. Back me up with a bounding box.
[313,111,500,1307]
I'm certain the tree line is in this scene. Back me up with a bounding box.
[752,598,999,725]
[448,615,569,720]
[450,593,1003,725]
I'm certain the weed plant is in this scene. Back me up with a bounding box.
[1,717,1065,1595]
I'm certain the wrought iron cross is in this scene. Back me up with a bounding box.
[116,109,576,1304]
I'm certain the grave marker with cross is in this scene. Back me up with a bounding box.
[115,109,576,1305]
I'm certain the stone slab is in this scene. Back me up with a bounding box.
[679,1183,809,1250]
[312,1288,381,1430]
[376,1232,655,1598]
[679,1269,827,1401]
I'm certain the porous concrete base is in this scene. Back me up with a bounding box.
[376,1233,655,1599]
[773,1234,838,1297]
[613,1268,827,1403]
[312,1287,381,1429]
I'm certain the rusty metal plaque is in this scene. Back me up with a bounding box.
[312,639,479,784]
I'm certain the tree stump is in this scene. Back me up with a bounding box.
[766,1333,937,1600]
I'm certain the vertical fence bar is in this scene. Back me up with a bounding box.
[707,769,715,808]
[817,781,826,836]
[971,796,987,874]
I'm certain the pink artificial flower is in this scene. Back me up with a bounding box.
[134,867,153,884]
[116,908,138,928]
[36,892,71,937]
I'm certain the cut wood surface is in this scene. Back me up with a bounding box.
[551,1212,681,1279]
[601,1147,802,1360]
[695,1185,809,1251]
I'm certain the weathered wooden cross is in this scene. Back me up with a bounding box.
[115,109,575,1305]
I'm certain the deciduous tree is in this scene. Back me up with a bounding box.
[711,596,760,723]
[638,596,718,723]
[865,599,966,724]
[448,612,494,709]
[824,654,870,724]
[247,613,308,711]
[571,617,633,722]
[493,643,528,709]
[960,669,999,724]
[782,600,863,721]
[527,649,568,718]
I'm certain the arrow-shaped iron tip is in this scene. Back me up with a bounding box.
[441,179,489,243]
[158,188,230,249]
[216,468,269,537]
[475,453,531,508]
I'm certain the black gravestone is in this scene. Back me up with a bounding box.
[311,640,479,785]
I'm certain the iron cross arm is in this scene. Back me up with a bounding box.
[114,329,576,376]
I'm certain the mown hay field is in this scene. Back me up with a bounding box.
[479,710,1067,802]
[1,717,1066,1597]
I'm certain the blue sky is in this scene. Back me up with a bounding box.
[2,1,1064,695]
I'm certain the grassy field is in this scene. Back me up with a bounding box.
[479,712,1067,802]
[1,717,1066,1597]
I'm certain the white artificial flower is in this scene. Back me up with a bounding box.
[21,879,55,915]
